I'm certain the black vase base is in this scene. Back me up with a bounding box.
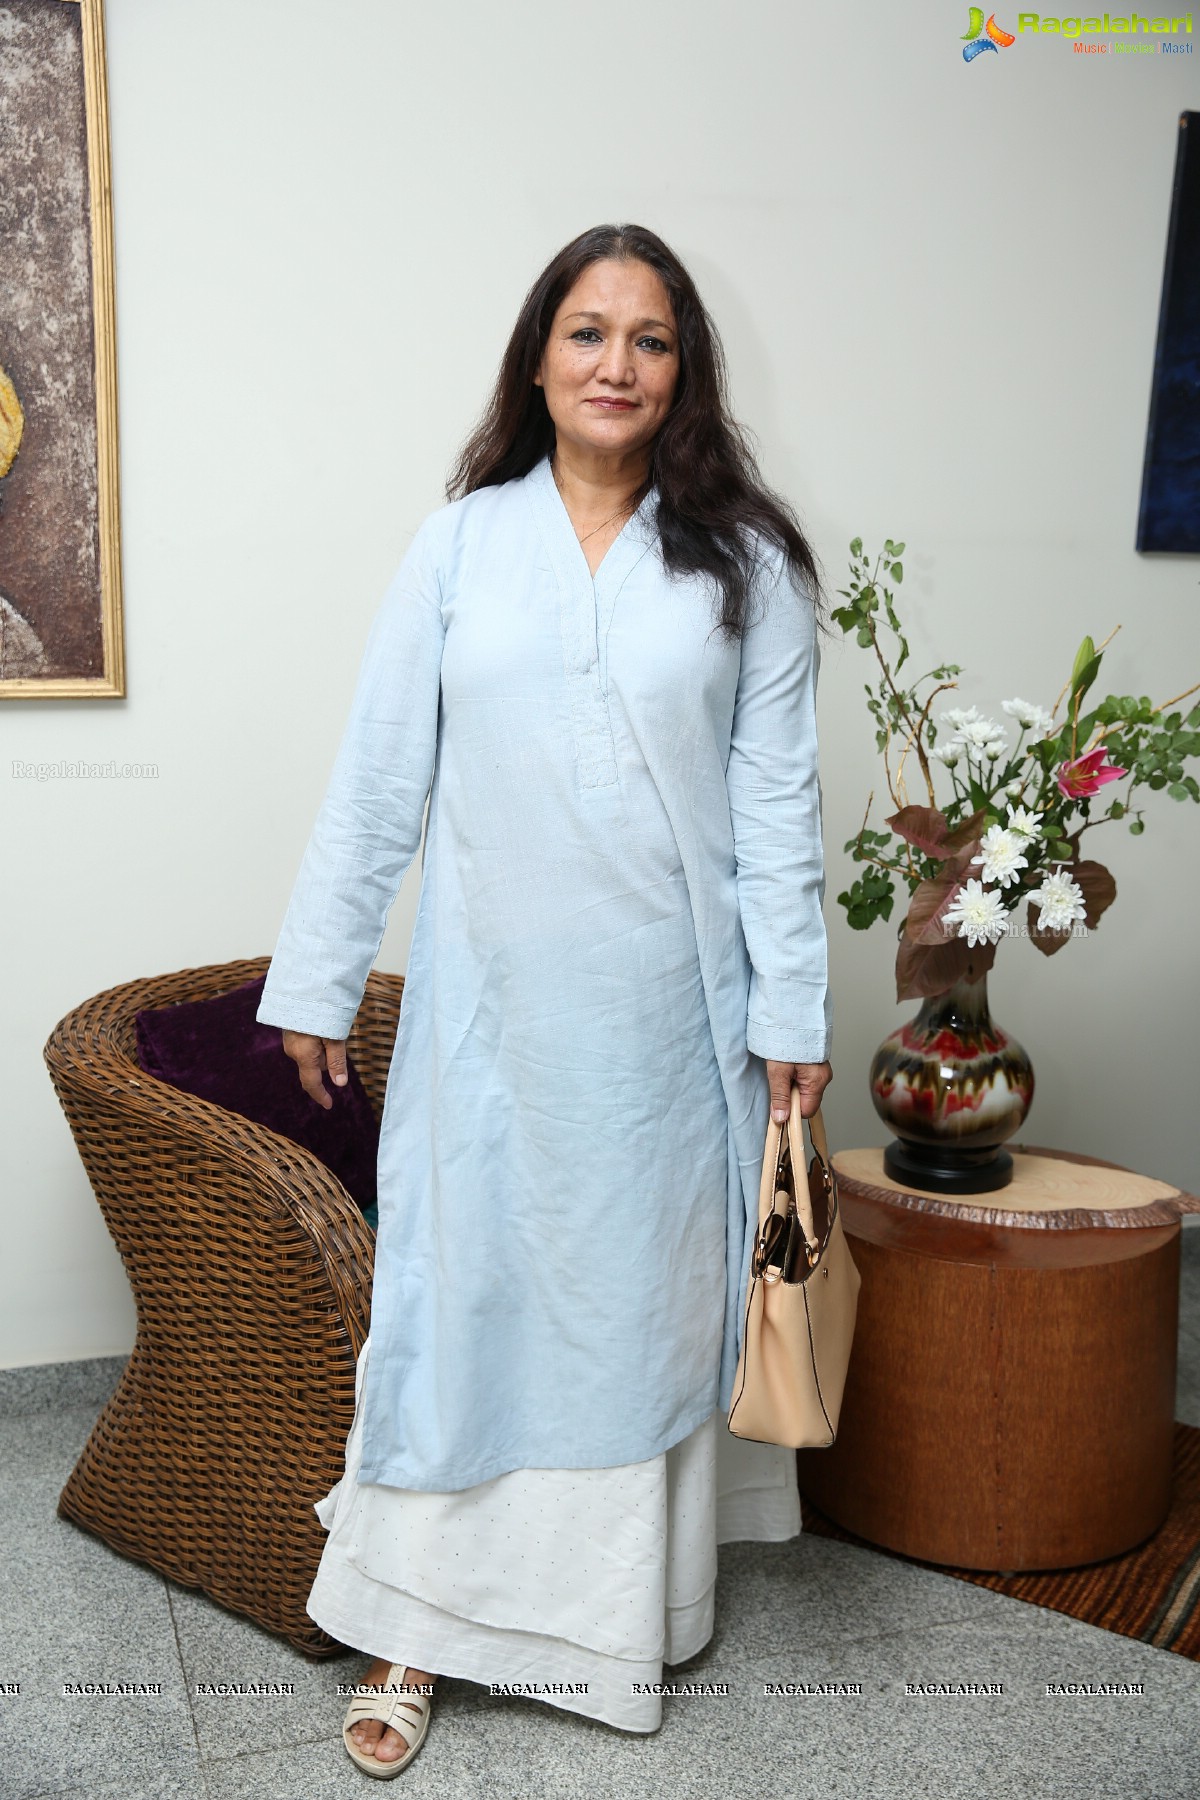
[883,1138,1015,1196]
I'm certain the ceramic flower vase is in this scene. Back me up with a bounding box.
[869,959,1034,1194]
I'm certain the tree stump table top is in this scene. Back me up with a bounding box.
[833,1143,1200,1233]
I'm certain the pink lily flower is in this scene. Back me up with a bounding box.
[1056,747,1128,799]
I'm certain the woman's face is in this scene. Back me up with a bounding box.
[534,258,680,464]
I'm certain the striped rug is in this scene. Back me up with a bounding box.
[799,1422,1200,1660]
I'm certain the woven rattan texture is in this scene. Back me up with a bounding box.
[42,955,404,1657]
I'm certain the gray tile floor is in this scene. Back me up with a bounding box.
[3,1229,1199,1800]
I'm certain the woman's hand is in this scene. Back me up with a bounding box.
[765,1059,832,1122]
[281,1030,349,1110]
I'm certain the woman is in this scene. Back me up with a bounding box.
[257,221,833,1774]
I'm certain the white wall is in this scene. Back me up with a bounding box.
[5,0,1198,1365]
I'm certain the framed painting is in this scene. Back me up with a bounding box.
[1137,110,1200,556]
[0,0,124,696]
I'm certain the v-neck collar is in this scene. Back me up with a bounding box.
[524,450,658,597]
[523,450,658,790]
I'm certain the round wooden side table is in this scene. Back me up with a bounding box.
[794,1144,1200,1572]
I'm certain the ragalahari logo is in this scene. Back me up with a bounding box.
[962,8,1017,57]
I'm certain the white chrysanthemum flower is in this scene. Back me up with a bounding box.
[1002,698,1055,738]
[1005,779,1025,797]
[954,717,1009,755]
[983,739,1006,762]
[941,878,1011,947]
[930,742,963,767]
[970,825,1030,888]
[1030,867,1088,933]
[941,705,984,731]
[1005,804,1043,840]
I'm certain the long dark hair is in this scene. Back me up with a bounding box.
[445,223,828,643]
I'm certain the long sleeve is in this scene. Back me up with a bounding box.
[724,549,833,1065]
[256,519,447,1042]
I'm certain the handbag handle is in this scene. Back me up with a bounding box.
[779,1089,834,1260]
[802,1098,832,1171]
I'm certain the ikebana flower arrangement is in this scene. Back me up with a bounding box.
[832,536,1200,1194]
[834,536,1200,1002]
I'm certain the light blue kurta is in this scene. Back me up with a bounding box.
[256,450,832,1492]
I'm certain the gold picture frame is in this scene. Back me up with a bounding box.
[0,0,124,697]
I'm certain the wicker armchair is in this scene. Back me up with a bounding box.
[42,954,404,1657]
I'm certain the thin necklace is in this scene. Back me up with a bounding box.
[552,457,641,545]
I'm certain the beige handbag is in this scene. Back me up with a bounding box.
[727,1087,861,1449]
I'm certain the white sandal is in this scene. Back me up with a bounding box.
[342,1664,435,1779]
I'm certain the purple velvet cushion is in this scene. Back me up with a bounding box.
[134,974,379,1213]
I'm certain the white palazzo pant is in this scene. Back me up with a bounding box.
[307,1335,802,1734]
